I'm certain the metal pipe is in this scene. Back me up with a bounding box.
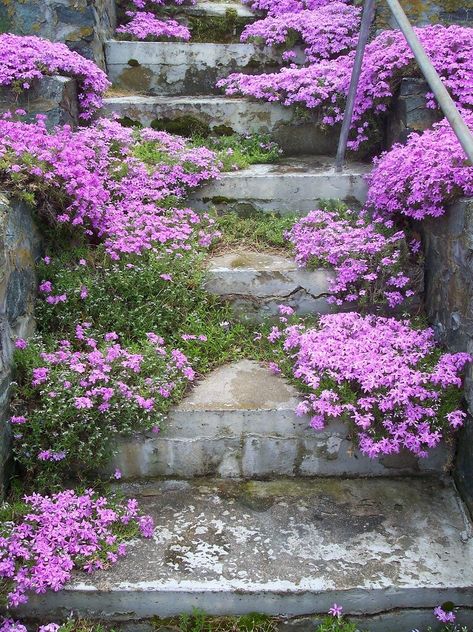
[385,0,473,163]
[334,0,376,172]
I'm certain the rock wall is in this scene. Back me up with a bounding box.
[0,0,116,69]
[0,76,80,129]
[0,194,41,499]
[420,198,473,515]
[386,77,441,148]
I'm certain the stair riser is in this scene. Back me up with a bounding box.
[101,97,339,155]
[110,413,449,479]
[14,586,473,623]
[204,266,335,319]
[191,172,368,212]
[106,41,302,96]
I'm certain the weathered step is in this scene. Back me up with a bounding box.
[190,156,369,213]
[110,360,449,479]
[105,40,292,96]
[185,0,256,19]
[100,96,339,155]
[15,477,473,629]
[204,250,336,318]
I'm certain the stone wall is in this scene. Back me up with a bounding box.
[0,0,116,69]
[420,198,473,515]
[0,194,41,499]
[375,0,473,29]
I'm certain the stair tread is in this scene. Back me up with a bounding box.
[215,155,370,177]
[17,477,473,619]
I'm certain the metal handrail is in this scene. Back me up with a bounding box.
[334,0,473,172]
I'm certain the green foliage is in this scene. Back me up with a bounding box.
[213,211,298,251]
[195,134,282,171]
[314,616,363,632]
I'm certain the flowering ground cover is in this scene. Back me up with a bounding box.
[263,309,470,459]
[0,490,153,610]
[286,203,418,308]
[0,35,110,120]
[367,112,473,220]
[117,0,195,41]
[219,24,473,150]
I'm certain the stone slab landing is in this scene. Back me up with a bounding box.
[15,477,473,628]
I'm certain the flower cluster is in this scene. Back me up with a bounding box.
[0,115,221,258]
[11,326,194,486]
[241,3,360,63]
[0,490,153,608]
[0,34,110,119]
[268,311,470,459]
[117,11,191,40]
[367,112,473,220]
[219,24,473,150]
[286,207,416,307]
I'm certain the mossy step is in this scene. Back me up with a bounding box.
[14,477,473,629]
[101,96,339,156]
[105,40,299,96]
[190,155,370,213]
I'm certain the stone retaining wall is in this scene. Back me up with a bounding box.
[420,198,473,515]
[0,0,116,69]
[0,194,41,499]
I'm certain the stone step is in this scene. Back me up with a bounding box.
[105,40,295,96]
[100,96,339,155]
[15,477,473,629]
[190,156,370,213]
[110,360,449,479]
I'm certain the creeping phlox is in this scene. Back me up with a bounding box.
[0,490,153,609]
[11,326,195,485]
[118,0,195,41]
[219,24,473,150]
[268,310,471,459]
[367,112,473,220]
[0,34,110,119]
[0,115,221,258]
[241,3,360,63]
[286,208,416,308]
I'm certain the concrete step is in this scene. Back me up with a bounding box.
[100,96,339,155]
[204,249,336,318]
[105,40,291,96]
[185,1,257,19]
[190,156,370,213]
[15,477,473,629]
[110,360,449,479]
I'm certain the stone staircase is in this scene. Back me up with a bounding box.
[15,4,473,629]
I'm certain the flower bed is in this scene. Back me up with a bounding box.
[10,327,194,488]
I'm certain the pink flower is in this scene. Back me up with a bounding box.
[14,338,27,349]
[434,606,456,623]
[328,604,343,618]
[10,416,26,425]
